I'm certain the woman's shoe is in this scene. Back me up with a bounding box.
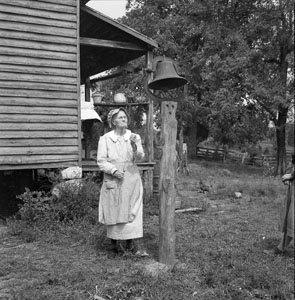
[108,239,120,257]
[126,239,137,254]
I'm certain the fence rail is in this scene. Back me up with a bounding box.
[196,146,293,167]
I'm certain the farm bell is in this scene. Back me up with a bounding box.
[148,60,187,90]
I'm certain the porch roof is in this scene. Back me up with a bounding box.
[80,5,158,83]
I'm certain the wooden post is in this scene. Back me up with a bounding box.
[85,77,91,102]
[146,51,154,163]
[84,77,91,158]
[159,101,178,266]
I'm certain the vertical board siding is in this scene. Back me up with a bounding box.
[0,0,80,169]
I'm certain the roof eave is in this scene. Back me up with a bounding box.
[81,6,158,49]
[80,0,91,7]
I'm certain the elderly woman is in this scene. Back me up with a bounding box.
[97,107,145,256]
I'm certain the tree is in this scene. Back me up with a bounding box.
[179,0,273,148]
[209,102,269,148]
[121,0,293,173]
[123,0,241,152]
[244,0,294,174]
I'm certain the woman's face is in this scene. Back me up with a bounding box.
[113,110,128,128]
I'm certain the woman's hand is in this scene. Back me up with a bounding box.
[113,170,124,180]
[282,173,292,184]
[130,133,139,152]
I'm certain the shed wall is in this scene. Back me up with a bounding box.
[0,0,80,170]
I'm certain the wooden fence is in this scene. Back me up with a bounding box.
[196,147,293,167]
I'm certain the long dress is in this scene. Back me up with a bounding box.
[279,172,294,239]
[97,129,144,240]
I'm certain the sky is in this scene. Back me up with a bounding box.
[87,0,127,19]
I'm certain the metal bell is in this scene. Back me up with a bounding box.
[148,61,187,90]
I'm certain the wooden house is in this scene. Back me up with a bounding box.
[0,0,157,214]
[0,0,157,170]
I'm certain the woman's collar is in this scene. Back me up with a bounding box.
[109,129,131,142]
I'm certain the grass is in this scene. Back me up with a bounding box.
[1,160,294,300]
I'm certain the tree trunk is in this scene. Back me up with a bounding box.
[275,41,289,175]
[275,105,288,175]
[187,124,197,159]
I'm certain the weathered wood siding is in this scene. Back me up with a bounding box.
[0,0,81,170]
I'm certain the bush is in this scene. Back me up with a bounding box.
[16,188,54,225]
[16,174,101,227]
[52,178,101,222]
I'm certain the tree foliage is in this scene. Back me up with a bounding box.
[117,0,294,172]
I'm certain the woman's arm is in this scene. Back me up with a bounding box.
[97,135,117,175]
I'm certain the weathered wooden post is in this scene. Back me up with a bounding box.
[145,55,187,265]
[158,101,178,264]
